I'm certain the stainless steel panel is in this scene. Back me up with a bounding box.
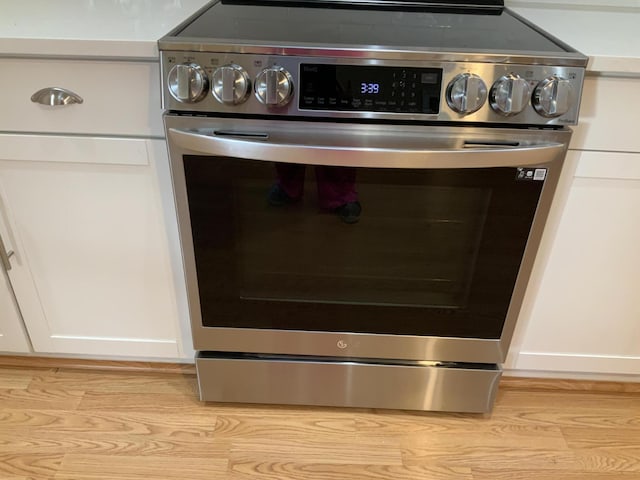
[160,52,585,126]
[196,353,502,413]
[165,114,570,365]
[161,0,580,415]
[159,43,588,68]
[168,127,566,168]
[158,4,588,69]
[193,328,504,364]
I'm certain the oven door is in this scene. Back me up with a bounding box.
[165,115,570,364]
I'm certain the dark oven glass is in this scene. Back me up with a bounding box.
[183,155,544,339]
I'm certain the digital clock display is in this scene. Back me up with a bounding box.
[300,64,442,114]
[361,83,380,94]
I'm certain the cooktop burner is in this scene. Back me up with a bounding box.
[175,0,568,54]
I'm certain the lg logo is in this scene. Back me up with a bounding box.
[337,340,348,349]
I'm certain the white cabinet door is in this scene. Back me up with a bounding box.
[513,150,640,375]
[0,223,31,352]
[0,273,30,352]
[0,134,183,358]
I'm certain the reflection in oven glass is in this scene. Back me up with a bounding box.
[268,164,361,223]
[235,164,490,309]
[182,154,543,337]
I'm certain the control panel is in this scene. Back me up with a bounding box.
[298,64,442,114]
[161,51,585,126]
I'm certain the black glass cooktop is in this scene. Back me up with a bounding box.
[176,0,570,54]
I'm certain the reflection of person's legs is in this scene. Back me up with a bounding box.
[316,166,361,223]
[268,163,306,205]
[315,166,358,209]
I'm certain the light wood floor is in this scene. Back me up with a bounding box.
[0,364,639,480]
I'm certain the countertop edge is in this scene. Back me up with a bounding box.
[586,56,640,76]
[1,4,639,76]
[4,41,639,77]
[0,37,160,61]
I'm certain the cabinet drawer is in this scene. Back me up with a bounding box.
[0,58,163,137]
[571,75,640,153]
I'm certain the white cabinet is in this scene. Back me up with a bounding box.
[0,58,163,137]
[570,75,640,153]
[508,72,640,378]
[511,152,640,376]
[0,248,31,353]
[0,54,191,359]
[0,134,183,358]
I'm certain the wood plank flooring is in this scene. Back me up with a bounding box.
[0,365,638,480]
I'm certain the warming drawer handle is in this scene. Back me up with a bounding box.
[168,128,566,169]
[0,232,13,272]
[31,87,84,106]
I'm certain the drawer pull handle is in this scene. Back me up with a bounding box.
[31,87,84,106]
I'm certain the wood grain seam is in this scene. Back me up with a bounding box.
[0,355,196,375]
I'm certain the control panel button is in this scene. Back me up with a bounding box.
[533,75,572,117]
[490,73,531,116]
[167,63,209,103]
[254,66,294,107]
[212,64,251,105]
[446,73,488,114]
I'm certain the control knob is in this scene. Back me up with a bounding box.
[446,73,487,114]
[212,64,251,105]
[254,66,294,107]
[167,63,209,103]
[533,76,572,117]
[490,73,531,116]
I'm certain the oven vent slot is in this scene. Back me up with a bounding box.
[464,140,520,148]
[214,130,269,139]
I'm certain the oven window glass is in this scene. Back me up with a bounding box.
[183,156,544,339]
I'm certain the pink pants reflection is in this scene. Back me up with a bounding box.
[275,164,358,210]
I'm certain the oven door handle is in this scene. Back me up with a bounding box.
[168,128,565,168]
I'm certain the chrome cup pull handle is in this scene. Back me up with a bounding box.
[0,232,13,272]
[31,87,84,106]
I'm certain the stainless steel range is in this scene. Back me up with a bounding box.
[159,0,587,412]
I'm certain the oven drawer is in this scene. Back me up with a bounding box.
[0,58,163,137]
[196,353,501,413]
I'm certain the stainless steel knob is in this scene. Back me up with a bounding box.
[167,63,209,103]
[490,73,531,116]
[212,64,251,105]
[254,66,294,107]
[533,76,572,117]
[446,73,487,114]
